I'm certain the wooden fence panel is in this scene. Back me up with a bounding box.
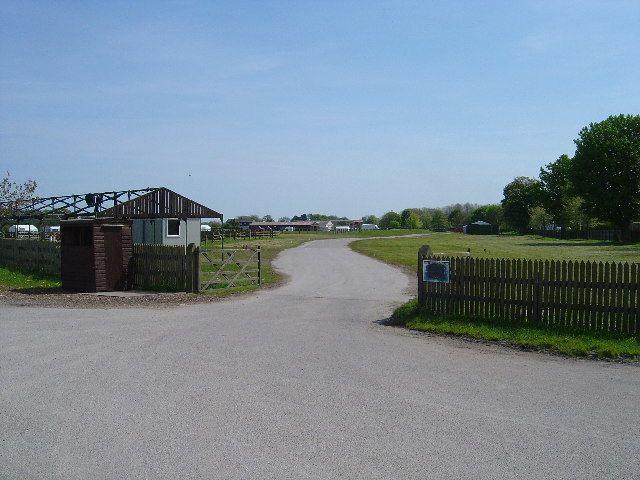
[131,244,187,291]
[0,238,60,276]
[418,252,640,336]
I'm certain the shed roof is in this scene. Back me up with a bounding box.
[99,188,222,219]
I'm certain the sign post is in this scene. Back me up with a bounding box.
[417,245,432,307]
[418,245,451,307]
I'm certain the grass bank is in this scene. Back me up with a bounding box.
[394,299,640,359]
[351,232,640,267]
[0,266,61,290]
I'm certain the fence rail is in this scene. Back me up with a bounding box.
[418,249,640,336]
[0,238,60,276]
[200,247,260,290]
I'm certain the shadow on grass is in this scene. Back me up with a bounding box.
[522,241,619,248]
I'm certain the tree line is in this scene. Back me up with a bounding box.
[369,203,503,231]
[501,114,640,240]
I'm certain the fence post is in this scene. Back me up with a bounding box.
[257,246,261,285]
[532,260,542,324]
[185,243,194,293]
[417,245,432,308]
[193,245,200,292]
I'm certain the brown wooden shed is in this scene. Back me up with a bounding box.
[60,219,132,292]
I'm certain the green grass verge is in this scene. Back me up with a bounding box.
[0,266,61,290]
[351,232,640,267]
[393,299,640,359]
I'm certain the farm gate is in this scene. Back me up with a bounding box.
[199,247,261,290]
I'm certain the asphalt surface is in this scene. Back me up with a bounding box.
[1,238,639,479]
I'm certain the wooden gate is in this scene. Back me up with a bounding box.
[200,247,261,290]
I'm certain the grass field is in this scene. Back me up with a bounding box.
[0,266,61,290]
[351,232,640,269]
[394,299,640,359]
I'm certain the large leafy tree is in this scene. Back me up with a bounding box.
[447,207,466,227]
[539,154,573,222]
[529,206,553,230]
[0,172,37,218]
[417,209,432,230]
[400,208,422,229]
[379,211,401,229]
[469,204,503,227]
[362,215,379,225]
[430,209,449,231]
[501,176,541,233]
[571,114,640,237]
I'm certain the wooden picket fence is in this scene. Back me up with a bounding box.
[0,238,61,276]
[131,244,194,292]
[200,247,261,290]
[418,248,640,335]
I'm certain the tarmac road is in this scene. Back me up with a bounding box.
[1,239,639,479]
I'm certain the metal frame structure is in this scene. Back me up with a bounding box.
[0,187,222,222]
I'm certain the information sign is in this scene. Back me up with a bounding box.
[422,260,450,283]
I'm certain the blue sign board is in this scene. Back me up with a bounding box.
[422,260,450,283]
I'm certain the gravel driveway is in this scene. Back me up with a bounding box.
[1,239,638,479]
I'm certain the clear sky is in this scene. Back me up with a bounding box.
[1,1,639,219]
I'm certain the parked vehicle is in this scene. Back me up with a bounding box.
[335,225,350,233]
[361,224,379,231]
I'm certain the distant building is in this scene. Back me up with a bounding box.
[315,221,334,231]
[465,221,499,235]
[236,216,255,230]
[249,221,320,232]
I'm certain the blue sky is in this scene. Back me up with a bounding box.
[1,1,639,219]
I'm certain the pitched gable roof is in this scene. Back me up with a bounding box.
[99,187,222,219]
